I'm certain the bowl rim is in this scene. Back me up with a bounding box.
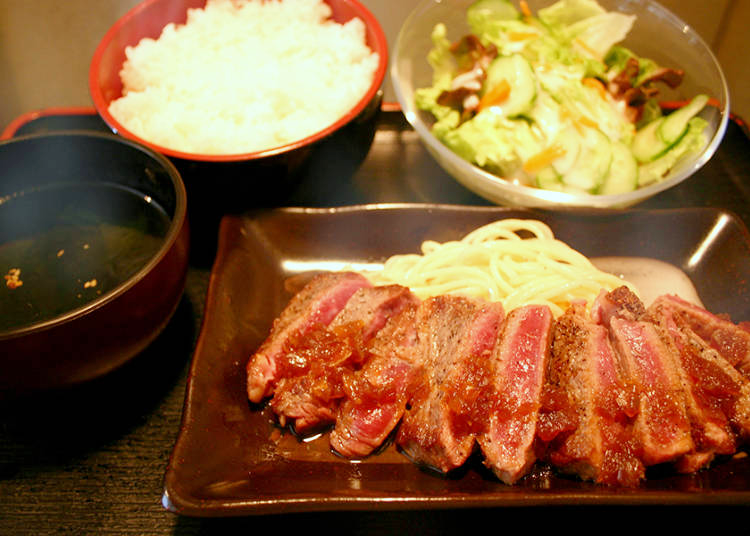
[0,130,188,340]
[88,0,389,163]
[390,0,731,208]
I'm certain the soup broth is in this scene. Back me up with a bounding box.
[0,182,171,331]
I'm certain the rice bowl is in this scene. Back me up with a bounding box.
[107,0,381,156]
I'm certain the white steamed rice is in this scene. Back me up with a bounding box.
[108,0,379,155]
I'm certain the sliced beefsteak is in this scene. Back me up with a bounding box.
[594,286,695,467]
[650,301,750,442]
[396,296,505,473]
[269,284,419,435]
[330,301,421,458]
[650,294,750,376]
[247,269,750,486]
[591,285,646,326]
[479,304,553,485]
[646,301,740,473]
[246,271,371,403]
[542,303,644,486]
[607,317,695,466]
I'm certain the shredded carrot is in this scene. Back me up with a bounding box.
[576,114,599,129]
[582,77,607,100]
[660,98,721,110]
[523,144,566,173]
[520,0,532,18]
[478,79,511,111]
[560,106,580,127]
[508,31,539,41]
[574,38,600,59]
[561,106,599,133]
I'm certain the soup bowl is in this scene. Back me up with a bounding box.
[0,131,189,396]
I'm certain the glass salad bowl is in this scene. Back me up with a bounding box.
[391,0,729,209]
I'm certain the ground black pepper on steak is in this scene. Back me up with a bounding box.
[649,293,750,375]
[542,303,644,487]
[395,296,505,473]
[246,273,750,487]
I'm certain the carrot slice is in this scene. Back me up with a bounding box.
[478,79,511,111]
[508,31,539,41]
[576,114,599,129]
[582,77,607,100]
[574,38,600,59]
[523,144,566,173]
[560,105,599,132]
[520,1,532,18]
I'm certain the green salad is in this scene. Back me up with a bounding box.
[416,0,711,195]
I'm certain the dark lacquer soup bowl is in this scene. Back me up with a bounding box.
[0,131,189,397]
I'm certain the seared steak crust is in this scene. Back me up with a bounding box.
[542,303,644,486]
[646,302,738,472]
[246,271,371,403]
[396,296,499,473]
[650,294,750,375]
[330,301,421,458]
[247,276,750,487]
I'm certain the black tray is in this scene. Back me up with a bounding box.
[4,107,750,223]
[2,106,750,533]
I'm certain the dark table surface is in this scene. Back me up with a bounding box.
[2,108,750,534]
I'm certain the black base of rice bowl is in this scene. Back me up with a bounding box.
[175,90,382,267]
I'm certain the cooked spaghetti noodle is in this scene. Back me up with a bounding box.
[361,219,635,316]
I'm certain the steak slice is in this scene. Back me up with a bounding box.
[593,287,695,467]
[607,316,695,466]
[651,294,750,375]
[441,301,506,447]
[246,271,371,403]
[541,303,644,486]
[330,302,420,458]
[591,285,646,326]
[651,302,750,442]
[396,296,504,473]
[646,301,739,472]
[479,304,553,485]
[269,284,419,435]
[328,284,420,343]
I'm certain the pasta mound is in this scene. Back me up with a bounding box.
[362,219,635,316]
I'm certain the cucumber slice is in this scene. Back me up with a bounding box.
[598,140,638,194]
[638,116,709,187]
[467,0,519,22]
[560,127,613,192]
[483,54,537,117]
[535,166,563,191]
[631,116,668,163]
[549,126,582,175]
[632,94,709,164]
[657,94,709,145]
